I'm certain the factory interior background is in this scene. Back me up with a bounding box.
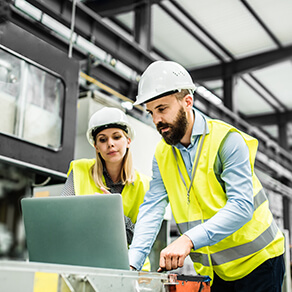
[0,0,291,290]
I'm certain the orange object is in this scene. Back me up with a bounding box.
[167,275,211,292]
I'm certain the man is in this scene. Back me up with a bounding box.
[129,60,285,291]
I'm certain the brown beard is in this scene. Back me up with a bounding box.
[156,106,188,145]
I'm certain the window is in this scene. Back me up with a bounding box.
[0,46,65,150]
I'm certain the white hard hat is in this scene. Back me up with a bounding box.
[134,61,196,105]
[86,107,135,147]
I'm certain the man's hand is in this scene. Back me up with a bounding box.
[130,265,137,271]
[157,234,193,272]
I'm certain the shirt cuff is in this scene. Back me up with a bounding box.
[128,248,147,271]
[184,224,209,250]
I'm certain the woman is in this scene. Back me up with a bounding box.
[61,107,151,271]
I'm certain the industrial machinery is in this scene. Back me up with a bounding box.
[0,2,79,260]
[0,260,211,292]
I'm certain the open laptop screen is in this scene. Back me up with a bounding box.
[21,194,130,270]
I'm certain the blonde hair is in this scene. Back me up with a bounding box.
[90,131,135,190]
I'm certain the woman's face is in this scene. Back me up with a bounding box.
[94,128,131,165]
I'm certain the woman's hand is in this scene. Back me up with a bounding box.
[99,187,111,194]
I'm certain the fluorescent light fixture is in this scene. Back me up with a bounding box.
[196,86,222,106]
[115,61,134,80]
[76,36,107,61]
[121,101,133,110]
[42,14,76,41]
[14,0,42,21]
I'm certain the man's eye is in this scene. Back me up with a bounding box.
[158,107,166,112]
[99,138,107,143]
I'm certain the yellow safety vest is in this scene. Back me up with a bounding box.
[68,158,151,271]
[155,119,284,282]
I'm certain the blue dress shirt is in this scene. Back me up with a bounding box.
[129,109,254,270]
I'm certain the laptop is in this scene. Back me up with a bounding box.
[21,194,130,270]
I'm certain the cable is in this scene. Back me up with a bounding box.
[32,177,51,187]
[68,0,77,58]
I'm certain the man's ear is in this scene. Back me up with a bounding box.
[184,94,193,111]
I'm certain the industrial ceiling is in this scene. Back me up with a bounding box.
[5,0,292,181]
[96,0,292,152]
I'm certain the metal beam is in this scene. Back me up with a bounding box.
[283,196,291,231]
[242,111,292,125]
[189,45,292,81]
[84,60,137,100]
[9,1,144,102]
[278,176,292,231]
[222,64,234,110]
[223,74,234,110]
[22,0,156,74]
[278,122,288,150]
[249,74,288,110]
[159,2,225,62]
[242,110,291,151]
[134,1,152,51]
[83,0,162,17]
[84,0,146,17]
[169,0,234,60]
[8,4,81,59]
[240,76,280,112]
[240,0,282,48]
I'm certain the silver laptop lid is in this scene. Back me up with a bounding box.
[21,194,130,270]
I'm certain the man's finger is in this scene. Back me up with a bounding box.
[178,255,185,268]
[171,255,179,270]
[165,255,172,270]
[159,253,166,270]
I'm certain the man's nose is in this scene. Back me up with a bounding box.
[152,113,162,125]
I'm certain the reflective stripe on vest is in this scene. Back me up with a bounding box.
[189,218,278,266]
